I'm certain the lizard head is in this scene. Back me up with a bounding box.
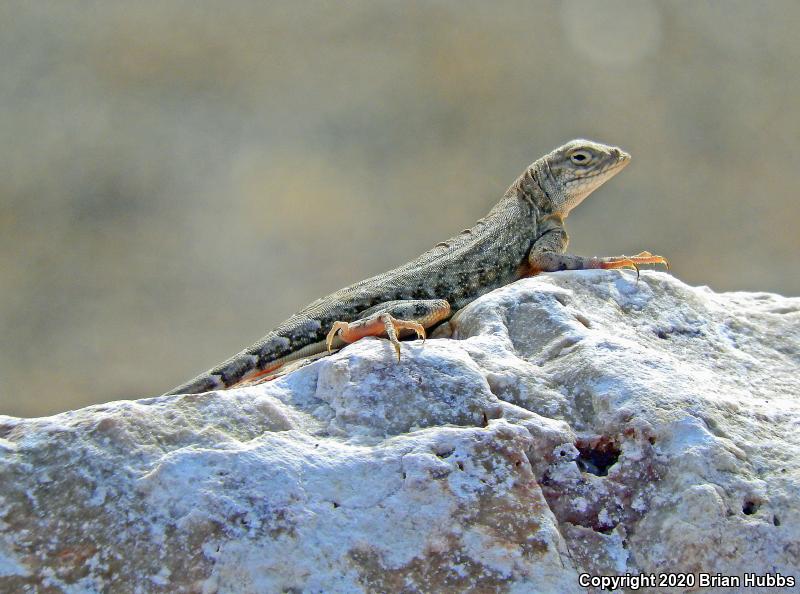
[533,139,630,217]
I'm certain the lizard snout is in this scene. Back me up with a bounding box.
[614,148,631,163]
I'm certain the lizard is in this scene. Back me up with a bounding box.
[164,139,667,396]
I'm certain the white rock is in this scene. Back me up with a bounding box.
[0,270,798,593]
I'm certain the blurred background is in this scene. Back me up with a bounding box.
[2,1,799,416]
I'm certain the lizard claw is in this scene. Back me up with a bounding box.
[326,321,349,353]
[600,256,639,277]
[385,317,426,359]
[380,314,426,362]
[409,324,426,344]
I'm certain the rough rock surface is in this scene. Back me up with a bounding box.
[1,271,799,593]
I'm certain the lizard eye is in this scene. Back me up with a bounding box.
[569,150,591,165]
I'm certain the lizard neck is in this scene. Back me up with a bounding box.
[505,160,560,218]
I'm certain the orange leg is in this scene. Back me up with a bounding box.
[530,250,669,279]
[326,299,450,361]
[597,251,670,278]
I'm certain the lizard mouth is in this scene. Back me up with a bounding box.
[570,158,629,185]
[560,154,630,215]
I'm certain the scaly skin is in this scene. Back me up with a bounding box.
[164,139,667,395]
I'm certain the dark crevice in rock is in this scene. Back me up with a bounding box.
[539,432,665,548]
[573,313,591,328]
[742,500,760,515]
[653,325,705,340]
[575,437,620,477]
[773,515,781,526]
[434,447,455,459]
[563,519,617,536]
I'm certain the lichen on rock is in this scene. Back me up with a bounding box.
[1,270,798,593]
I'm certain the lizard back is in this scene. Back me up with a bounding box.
[164,194,540,395]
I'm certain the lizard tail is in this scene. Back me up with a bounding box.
[163,350,261,396]
[162,373,225,396]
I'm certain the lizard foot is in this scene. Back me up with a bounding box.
[326,314,426,361]
[598,251,669,279]
[326,298,449,360]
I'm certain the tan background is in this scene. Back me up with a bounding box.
[2,1,799,416]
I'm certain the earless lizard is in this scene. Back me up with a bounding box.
[164,140,667,395]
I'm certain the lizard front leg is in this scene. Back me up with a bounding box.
[528,228,668,277]
[326,299,451,361]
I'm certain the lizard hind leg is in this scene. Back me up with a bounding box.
[325,299,451,361]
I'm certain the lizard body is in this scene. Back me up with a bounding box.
[164,140,666,396]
